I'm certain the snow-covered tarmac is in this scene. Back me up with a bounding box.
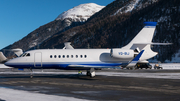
[0,87,89,101]
[1,63,180,101]
[0,71,180,79]
[150,63,180,69]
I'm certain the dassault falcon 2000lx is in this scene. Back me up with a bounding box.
[0,22,171,77]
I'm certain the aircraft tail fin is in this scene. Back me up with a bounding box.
[63,42,74,49]
[122,22,171,61]
[4,48,23,57]
[122,22,157,50]
[0,52,7,63]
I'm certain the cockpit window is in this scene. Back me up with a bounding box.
[26,53,30,56]
[22,53,27,57]
[20,53,30,57]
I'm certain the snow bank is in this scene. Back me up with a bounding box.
[0,64,12,68]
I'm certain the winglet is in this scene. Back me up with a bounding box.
[126,50,144,68]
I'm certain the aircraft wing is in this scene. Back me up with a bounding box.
[125,50,144,68]
[67,64,120,68]
[134,43,172,45]
[68,50,145,69]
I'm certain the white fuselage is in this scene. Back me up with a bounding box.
[5,49,132,70]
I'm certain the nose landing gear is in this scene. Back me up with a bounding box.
[86,68,95,78]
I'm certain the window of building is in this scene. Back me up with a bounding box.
[76,55,78,58]
[54,55,57,58]
[67,55,69,58]
[84,55,87,58]
[71,55,73,58]
[59,55,61,58]
[50,55,52,58]
[63,55,65,58]
[80,55,83,58]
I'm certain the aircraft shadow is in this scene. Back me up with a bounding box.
[0,74,98,80]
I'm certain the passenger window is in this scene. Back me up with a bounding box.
[63,55,65,58]
[71,55,73,58]
[80,55,83,58]
[59,55,61,58]
[54,55,57,58]
[67,55,69,58]
[84,55,87,58]
[50,55,52,58]
[76,55,78,58]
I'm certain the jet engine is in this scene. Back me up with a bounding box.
[110,49,134,59]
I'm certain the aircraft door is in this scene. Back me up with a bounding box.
[34,52,42,67]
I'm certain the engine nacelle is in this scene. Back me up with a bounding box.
[110,49,134,59]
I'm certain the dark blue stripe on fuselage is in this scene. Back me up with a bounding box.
[6,62,123,70]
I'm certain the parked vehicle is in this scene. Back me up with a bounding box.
[135,63,152,69]
[154,64,163,69]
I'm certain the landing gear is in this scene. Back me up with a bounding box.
[30,68,33,78]
[86,68,95,78]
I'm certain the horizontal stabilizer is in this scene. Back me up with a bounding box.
[134,43,172,45]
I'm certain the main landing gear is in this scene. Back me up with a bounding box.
[86,68,95,78]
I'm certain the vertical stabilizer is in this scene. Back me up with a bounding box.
[122,22,157,50]
[122,22,158,61]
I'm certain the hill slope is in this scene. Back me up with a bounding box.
[40,0,180,62]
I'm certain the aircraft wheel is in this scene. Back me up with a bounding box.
[90,71,95,78]
[86,71,91,76]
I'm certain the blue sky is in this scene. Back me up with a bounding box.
[0,0,113,49]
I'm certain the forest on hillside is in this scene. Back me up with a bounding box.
[40,0,180,62]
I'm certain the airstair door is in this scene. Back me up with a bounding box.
[34,52,42,67]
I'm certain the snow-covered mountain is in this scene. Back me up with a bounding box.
[56,3,105,22]
[113,0,158,15]
[1,3,105,57]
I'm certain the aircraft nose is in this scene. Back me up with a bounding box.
[4,61,11,66]
[4,60,14,67]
